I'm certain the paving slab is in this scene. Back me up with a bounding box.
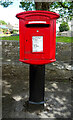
[2,77,73,119]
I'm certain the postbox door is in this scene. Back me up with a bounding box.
[24,23,50,60]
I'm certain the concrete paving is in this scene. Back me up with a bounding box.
[2,75,73,119]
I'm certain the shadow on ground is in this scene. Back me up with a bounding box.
[2,63,73,119]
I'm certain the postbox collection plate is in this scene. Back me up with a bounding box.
[32,36,43,53]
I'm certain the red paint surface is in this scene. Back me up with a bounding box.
[16,11,60,65]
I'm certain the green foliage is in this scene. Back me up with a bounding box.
[3,29,8,34]
[0,20,7,25]
[12,29,18,34]
[59,21,70,32]
[19,1,35,11]
[0,1,73,22]
[0,1,13,7]
[19,1,73,22]
[50,2,73,22]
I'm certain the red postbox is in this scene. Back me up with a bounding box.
[16,11,60,65]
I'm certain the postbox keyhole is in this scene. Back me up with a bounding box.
[26,40,28,42]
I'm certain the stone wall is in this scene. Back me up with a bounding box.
[59,31,73,37]
[1,40,73,81]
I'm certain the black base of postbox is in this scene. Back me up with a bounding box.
[24,101,44,111]
[29,65,45,105]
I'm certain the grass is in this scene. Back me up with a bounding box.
[56,36,73,43]
[0,35,73,43]
[0,35,19,41]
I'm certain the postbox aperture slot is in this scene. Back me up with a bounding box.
[26,24,50,27]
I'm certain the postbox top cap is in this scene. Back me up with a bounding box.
[16,10,60,20]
